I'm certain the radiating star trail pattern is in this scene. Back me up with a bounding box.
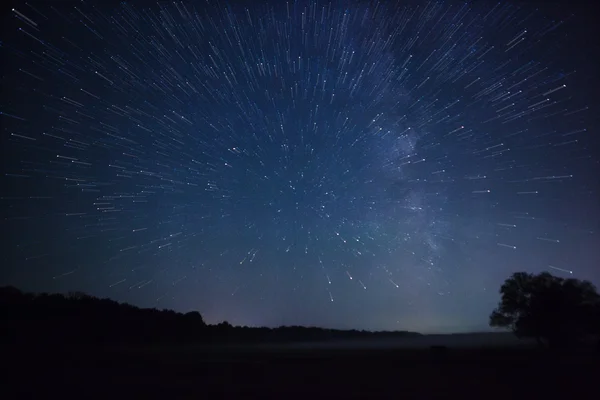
[1,0,598,332]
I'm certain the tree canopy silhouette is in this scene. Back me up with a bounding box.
[490,272,600,348]
[0,286,419,347]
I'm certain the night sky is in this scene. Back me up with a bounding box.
[1,0,598,333]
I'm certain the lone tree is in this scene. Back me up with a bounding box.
[490,272,600,348]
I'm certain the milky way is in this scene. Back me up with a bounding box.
[1,1,598,332]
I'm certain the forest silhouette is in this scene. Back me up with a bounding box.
[3,271,600,349]
[1,286,420,346]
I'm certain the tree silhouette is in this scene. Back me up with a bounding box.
[490,272,600,348]
[1,286,420,347]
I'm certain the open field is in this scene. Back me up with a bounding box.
[3,333,598,399]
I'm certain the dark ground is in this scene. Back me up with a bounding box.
[3,335,599,399]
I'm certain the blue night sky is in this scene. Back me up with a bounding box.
[1,0,598,333]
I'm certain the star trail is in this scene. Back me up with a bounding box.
[1,0,598,333]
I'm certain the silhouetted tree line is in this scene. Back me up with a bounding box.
[490,272,600,349]
[0,286,419,347]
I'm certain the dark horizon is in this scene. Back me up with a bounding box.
[2,283,512,335]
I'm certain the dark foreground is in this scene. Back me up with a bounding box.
[3,337,599,399]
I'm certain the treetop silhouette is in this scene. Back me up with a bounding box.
[1,286,419,347]
[490,271,600,348]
